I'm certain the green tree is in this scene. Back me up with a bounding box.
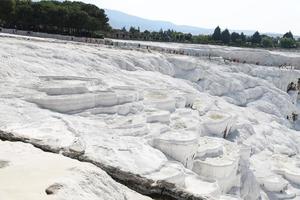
[212,26,222,41]
[221,29,230,44]
[184,33,192,42]
[0,0,16,25]
[240,32,246,42]
[193,35,211,44]
[231,32,240,43]
[261,37,273,48]
[129,26,140,39]
[0,0,111,36]
[280,37,296,48]
[14,3,33,29]
[251,31,261,44]
[283,31,294,39]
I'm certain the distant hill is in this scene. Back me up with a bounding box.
[105,9,213,35]
[105,9,299,38]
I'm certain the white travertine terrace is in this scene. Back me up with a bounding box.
[153,131,198,169]
[193,137,240,193]
[1,33,300,199]
[200,111,236,138]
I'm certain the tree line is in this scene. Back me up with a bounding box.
[114,26,299,49]
[211,26,298,49]
[0,0,110,37]
[0,0,299,49]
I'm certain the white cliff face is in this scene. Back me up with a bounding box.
[1,33,300,200]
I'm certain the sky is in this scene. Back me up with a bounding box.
[80,0,300,35]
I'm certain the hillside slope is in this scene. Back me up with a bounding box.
[105,9,212,34]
